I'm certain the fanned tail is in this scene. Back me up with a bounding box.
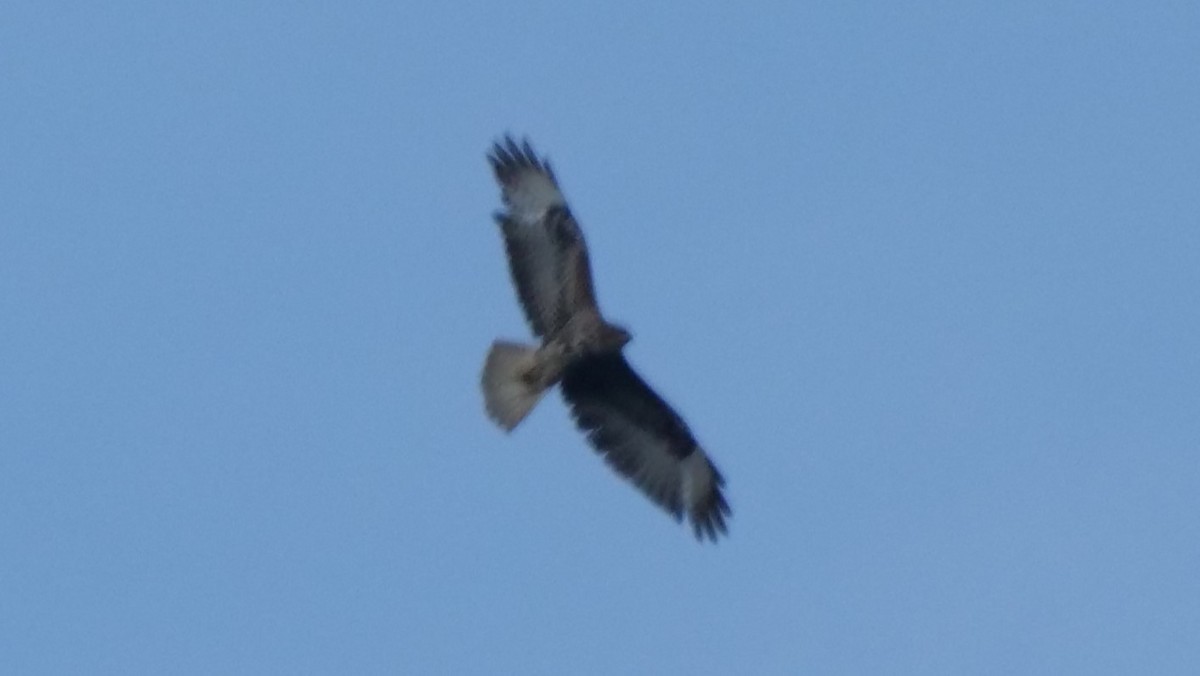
[481,340,549,431]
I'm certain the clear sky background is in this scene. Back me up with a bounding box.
[3,2,1198,674]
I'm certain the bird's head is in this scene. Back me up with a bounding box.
[601,323,633,352]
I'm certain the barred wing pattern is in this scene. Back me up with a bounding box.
[560,353,731,541]
[488,137,598,338]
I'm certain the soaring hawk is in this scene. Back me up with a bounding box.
[481,136,731,541]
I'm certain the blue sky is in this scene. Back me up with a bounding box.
[3,2,1198,673]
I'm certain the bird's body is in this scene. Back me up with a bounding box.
[480,137,731,541]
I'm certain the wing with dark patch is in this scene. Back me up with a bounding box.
[488,136,599,338]
[560,352,731,541]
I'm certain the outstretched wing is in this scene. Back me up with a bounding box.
[488,137,599,338]
[560,353,731,541]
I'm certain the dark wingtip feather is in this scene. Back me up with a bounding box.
[487,134,553,186]
[691,487,732,543]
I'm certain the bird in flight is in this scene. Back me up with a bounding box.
[480,136,731,541]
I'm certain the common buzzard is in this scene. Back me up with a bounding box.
[481,136,731,541]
